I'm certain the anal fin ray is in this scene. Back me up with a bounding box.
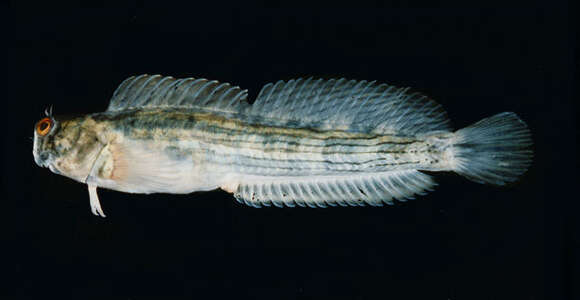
[233,170,436,208]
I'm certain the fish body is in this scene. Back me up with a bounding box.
[33,75,532,216]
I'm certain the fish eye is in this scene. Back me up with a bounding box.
[36,117,53,136]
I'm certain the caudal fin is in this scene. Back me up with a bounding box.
[451,112,533,185]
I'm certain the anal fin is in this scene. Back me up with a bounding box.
[233,170,436,208]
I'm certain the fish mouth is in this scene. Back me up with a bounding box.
[33,153,47,168]
[48,163,61,175]
[33,151,56,171]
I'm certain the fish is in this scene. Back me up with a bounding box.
[32,75,533,217]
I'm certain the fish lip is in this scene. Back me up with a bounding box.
[33,151,54,169]
[33,153,45,167]
[48,163,60,175]
[42,155,61,175]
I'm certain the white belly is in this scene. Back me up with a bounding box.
[87,138,229,194]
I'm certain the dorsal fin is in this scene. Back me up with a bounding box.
[248,78,451,135]
[107,74,250,114]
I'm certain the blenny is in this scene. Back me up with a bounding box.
[32,75,533,217]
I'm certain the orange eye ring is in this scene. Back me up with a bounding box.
[36,117,53,136]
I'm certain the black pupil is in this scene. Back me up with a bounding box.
[40,121,49,131]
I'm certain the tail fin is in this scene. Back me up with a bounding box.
[451,112,533,185]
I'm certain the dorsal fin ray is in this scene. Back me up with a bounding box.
[248,78,452,135]
[109,75,451,136]
[107,74,250,114]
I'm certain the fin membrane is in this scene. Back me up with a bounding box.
[234,170,436,208]
[452,112,533,185]
[108,75,451,135]
[107,74,250,114]
[249,78,452,135]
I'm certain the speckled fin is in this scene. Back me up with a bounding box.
[249,78,451,134]
[107,74,250,114]
[234,170,436,208]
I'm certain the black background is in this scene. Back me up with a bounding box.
[6,1,576,299]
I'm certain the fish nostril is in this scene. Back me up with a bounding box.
[39,152,49,161]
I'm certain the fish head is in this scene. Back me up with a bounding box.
[33,114,106,183]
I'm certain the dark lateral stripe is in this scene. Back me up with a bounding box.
[186,123,416,155]
[208,157,422,171]
[193,134,412,155]
[199,137,411,154]
[106,110,417,144]
[212,154,421,167]
[106,110,427,172]
[195,123,416,145]
[119,121,416,154]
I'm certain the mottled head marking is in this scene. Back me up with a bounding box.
[32,114,107,183]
